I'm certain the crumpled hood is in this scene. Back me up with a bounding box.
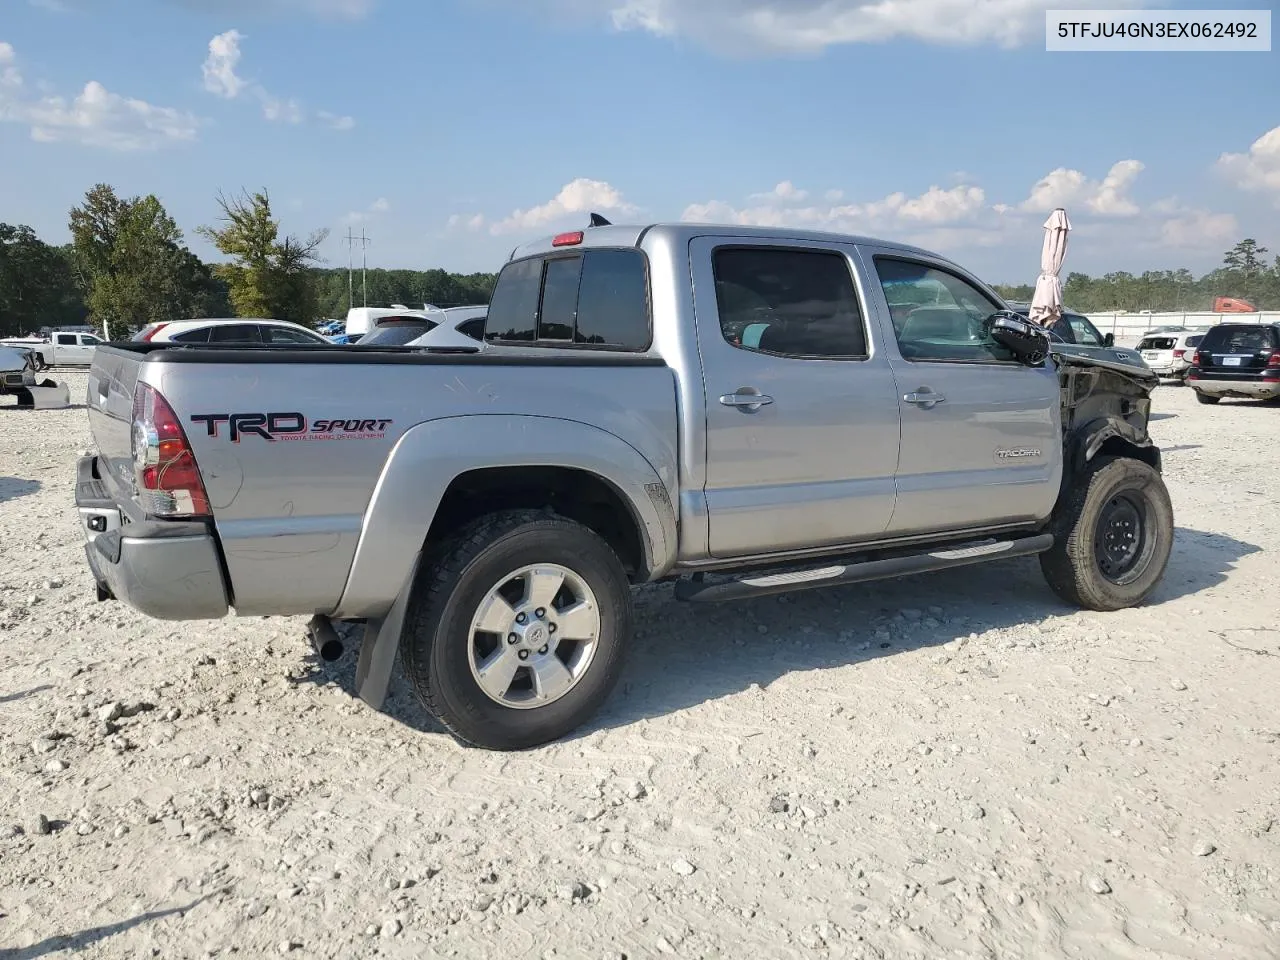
[1051,345,1158,390]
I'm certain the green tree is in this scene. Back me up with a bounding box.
[0,223,87,336]
[197,189,327,324]
[69,184,223,338]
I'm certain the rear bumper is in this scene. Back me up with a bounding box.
[76,455,230,620]
[1189,377,1280,399]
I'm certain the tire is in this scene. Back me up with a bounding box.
[400,509,632,750]
[1195,391,1220,404]
[1039,456,1174,612]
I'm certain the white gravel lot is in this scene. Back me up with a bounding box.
[2,371,1279,960]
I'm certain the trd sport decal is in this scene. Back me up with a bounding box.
[189,413,393,443]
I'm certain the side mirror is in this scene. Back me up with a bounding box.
[1103,332,1115,347]
[986,311,1049,366]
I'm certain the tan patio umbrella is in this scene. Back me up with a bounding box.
[1028,207,1071,327]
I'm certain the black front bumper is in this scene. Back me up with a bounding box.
[75,455,230,620]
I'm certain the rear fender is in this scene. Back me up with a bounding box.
[332,414,677,619]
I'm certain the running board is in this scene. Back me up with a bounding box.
[673,534,1055,603]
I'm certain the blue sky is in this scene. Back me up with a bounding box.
[1,0,1277,282]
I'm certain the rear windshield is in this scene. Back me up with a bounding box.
[1139,337,1175,350]
[486,248,650,350]
[1199,326,1277,353]
[358,318,438,346]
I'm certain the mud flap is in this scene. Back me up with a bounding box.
[14,380,71,410]
[353,552,421,711]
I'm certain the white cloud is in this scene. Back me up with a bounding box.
[200,30,352,129]
[750,180,808,202]
[489,178,638,235]
[202,29,247,98]
[1160,210,1239,249]
[1021,160,1144,217]
[555,0,1157,54]
[1216,125,1280,204]
[344,197,393,223]
[27,0,70,12]
[0,43,200,150]
[681,182,987,232]
[318,110,355,131]
[447,213,487,232]
[824,188,844,202]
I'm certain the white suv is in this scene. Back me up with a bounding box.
[1137,329,1204,382]
[132,318,331,345]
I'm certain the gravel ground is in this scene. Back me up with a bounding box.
[2,372,1279,960]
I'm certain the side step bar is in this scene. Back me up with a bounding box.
[673,534,1055,603]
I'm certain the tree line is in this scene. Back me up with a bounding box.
[992,239,1280,314]
[0,184,497,338]
[3,184,1279,339]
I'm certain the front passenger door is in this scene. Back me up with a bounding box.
[860,250,1062,537]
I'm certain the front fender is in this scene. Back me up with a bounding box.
[331,414,678,618]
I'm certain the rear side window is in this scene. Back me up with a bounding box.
[1139,337,1175,350]
[486,249,650,350]
[171,327,211,343]
[456,316,486,341]
[56,334,76,345]
[1200,326,1275,353]
[357,318,438,346]
[712,247,868,359]
[208,324,263,344]
[1185,335,1203,348]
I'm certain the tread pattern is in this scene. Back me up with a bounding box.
[400,509,631,749]
[1039,456,1174,611]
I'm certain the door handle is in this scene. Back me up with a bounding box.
[903,390,946,408]
[719,390,774,412]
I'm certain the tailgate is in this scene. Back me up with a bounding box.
[86,345,146,505]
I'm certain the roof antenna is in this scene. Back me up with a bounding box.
[588,212,612,227]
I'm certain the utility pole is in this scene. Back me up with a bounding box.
[360,228,370,307]
[345,227,355,312]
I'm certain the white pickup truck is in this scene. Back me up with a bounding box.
[1,331,104,368]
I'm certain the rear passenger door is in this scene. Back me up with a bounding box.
[691,237,902,558]
[858,248,1062,537]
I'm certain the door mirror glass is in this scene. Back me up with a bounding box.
[1103,332,1115,347]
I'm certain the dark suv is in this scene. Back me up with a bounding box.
[1187,323,1280,404]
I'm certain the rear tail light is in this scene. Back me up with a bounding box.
[131,382,210,518]
[140,322,170,342]
[1173,349,1185,359]
[1268,352,1280,367]
[1190,351,1200,366]
[1265,352,1280,379]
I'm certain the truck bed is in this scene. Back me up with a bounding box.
[86,343,679,617]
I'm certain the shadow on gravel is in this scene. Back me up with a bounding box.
[293,526,1259,743]
[0,897,208,960]
[0,685,53,703]
[0,477,41,504]
[1149,412,1178,421]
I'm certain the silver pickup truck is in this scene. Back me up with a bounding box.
[76,221,1173,750]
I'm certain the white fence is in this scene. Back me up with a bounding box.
[1085,311,1280,346]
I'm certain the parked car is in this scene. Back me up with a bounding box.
[1186,323,1280,404]
[76,220,1172,751]
[357,306,487,350]
[131,318,331,345]
[0,345,37,394]
[1006,303,1146,371]
[1137,330,1204,382]
[1,330,104,367]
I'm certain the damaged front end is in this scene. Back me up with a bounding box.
[1054,350,1161,475]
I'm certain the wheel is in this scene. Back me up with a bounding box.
[1194,391,1220,404]
[1039,456,1174,612]
[400,509,632,750]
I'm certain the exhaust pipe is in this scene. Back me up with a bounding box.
[307,615,345,662]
